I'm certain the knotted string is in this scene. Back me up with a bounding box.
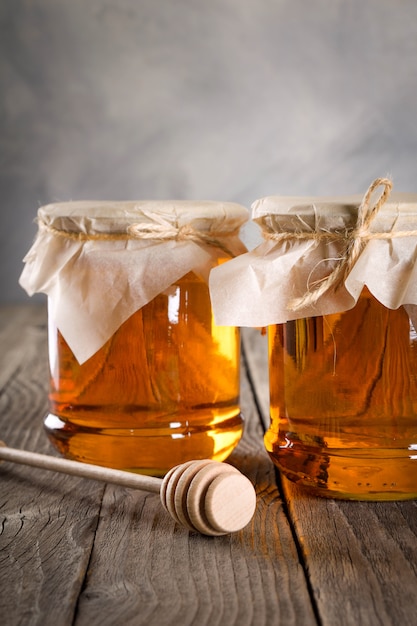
[262,177,416,311]
[38,209,239,257]
[127,211,238,257]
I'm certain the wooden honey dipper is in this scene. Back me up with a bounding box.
[0,441,256,536]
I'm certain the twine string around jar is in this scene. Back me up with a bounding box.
[262,177,417,311]
[37,210,238,258]
[127,211,238,257]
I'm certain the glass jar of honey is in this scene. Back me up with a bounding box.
[210,178,417,500]
[20,200,248,476]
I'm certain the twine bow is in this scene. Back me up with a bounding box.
[127,210,237,257]
[263,177,402,311]
[127,211,194,241]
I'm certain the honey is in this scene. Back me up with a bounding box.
[209,177,417,500]
[265,288,417,499]
[45,271,242,476]
[19,199,248,476]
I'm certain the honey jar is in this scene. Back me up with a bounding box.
[210,178,417,500]
[20,200,249,475]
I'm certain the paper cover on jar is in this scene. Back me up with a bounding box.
[209,179,417,327]
[19,200,249,363]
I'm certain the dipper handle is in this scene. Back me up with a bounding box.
[0,440,161,493]
[0,442,256,536]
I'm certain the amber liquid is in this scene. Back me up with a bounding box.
[45,271,242,476]
[265,289,417,500]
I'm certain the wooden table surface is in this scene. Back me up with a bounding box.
[1,304,417,626]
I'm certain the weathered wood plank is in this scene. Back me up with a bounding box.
[74,337,317,626]
[241,327,270,430]
[282,480,417,626]
[0,305,104,626]
[0,303,48,393]
[0,307,318,626]
[244,322,417,626]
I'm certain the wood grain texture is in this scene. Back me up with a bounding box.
[5,307,417,625]
[0,306,318,626]
[282,480,417,626]
[245,323,417,626]
[0,305,104,626]
[241,328,270,429]
[74,347,317,626]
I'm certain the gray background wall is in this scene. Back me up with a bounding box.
[1,0,417,303]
